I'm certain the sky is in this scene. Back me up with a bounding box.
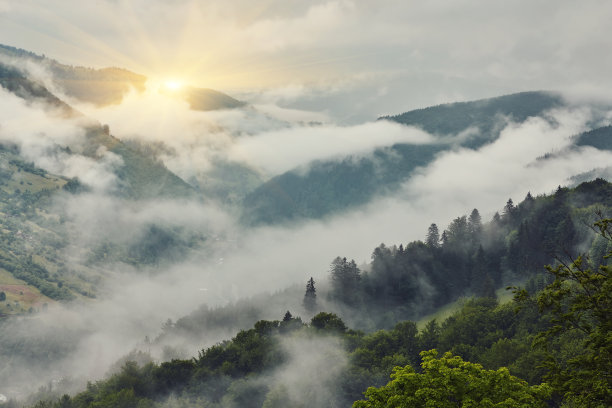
[2,0,612,122]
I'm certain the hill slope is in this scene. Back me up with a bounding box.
[381,91,564,147]
[15,179,612,408]
[0,55,200,305]
[0,43,244,110]
[241,91,594,226]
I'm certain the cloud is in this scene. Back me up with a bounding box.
[267,334,348,406]
[0,87,122,192]
[3,0,612,120]
[73,80,434,182]
[210,107,612,283]
[3,22,612,402]
[2,93,612,404]
[228,120,434,175]
[242,0,355,52]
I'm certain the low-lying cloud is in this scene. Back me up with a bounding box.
[227,120,434,175]
[1,64,612,404]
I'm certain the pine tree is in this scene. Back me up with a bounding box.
[445,216,470,253]
[303,277,317,312]
[519,192,536,216]
[330,257,361,306]
[492,211,501,225]
[468,209,482,246]
[283,310,293,322]
[503,198,516,223]
[471,245,487,293]
[440,230,448,247]
[426,223,440,248]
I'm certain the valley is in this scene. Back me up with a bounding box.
[0,7,611,404]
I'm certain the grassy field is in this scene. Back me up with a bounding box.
[0,268,52,315]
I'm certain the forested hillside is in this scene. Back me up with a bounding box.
[381,91,564,146]
[0,65,200,306]
[240,91,611,226]
[16,180,611,408]
[241,144,443,225]
[323,178,612,329]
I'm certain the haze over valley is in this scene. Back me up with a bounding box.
[0,2,611,407]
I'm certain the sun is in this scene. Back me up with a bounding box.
[164,80,183,91]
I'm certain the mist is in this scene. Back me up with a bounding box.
[1,57,612,404]
[0,1,611,405]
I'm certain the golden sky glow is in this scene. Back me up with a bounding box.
[164,80,184,91]
[1,0,612,110]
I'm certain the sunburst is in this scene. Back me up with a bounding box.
[164,80,183,91]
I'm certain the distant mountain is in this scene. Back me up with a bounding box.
[0,50,201,305]
[241,144,443,225]
[53,66,147,106]
[0,43,244,110]
[241,92,608,226]
[574,125,612,151]
[0,62,77,116]
[0,50,195,200]
[82,125,196,199]
[0,43,146,106]
[183,86,246,111]
[380,91,565,148]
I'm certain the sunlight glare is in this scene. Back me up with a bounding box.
[164,80,183,91]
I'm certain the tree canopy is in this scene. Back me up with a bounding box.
[353,350,551,408]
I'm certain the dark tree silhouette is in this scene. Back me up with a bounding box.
[303,277,317,312]
[330,257,361,306]
[426,223,440,248]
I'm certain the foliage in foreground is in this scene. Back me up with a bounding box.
[353,350,551,408]
[514,216,612,406]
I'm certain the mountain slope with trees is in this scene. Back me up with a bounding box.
[381,91,564,147]
[0,61,203,306]
[18,180,610,407]
[241,91,611,226]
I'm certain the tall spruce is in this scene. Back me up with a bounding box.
[503,198,516,224]
[303,277,317,312]
[468,208,483,247]
[330,257,361,306]
[426,223,440,248]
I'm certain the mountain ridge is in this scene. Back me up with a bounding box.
[242,91,610,226]
[0,43,244,110]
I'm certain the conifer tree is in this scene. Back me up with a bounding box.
[440,230,448,247]
[492,211,501,225]
[303,277,317,312]
[468,208,482,245]
[503,198,516,223]
[426,223,440,248]
[330,257,361,306]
